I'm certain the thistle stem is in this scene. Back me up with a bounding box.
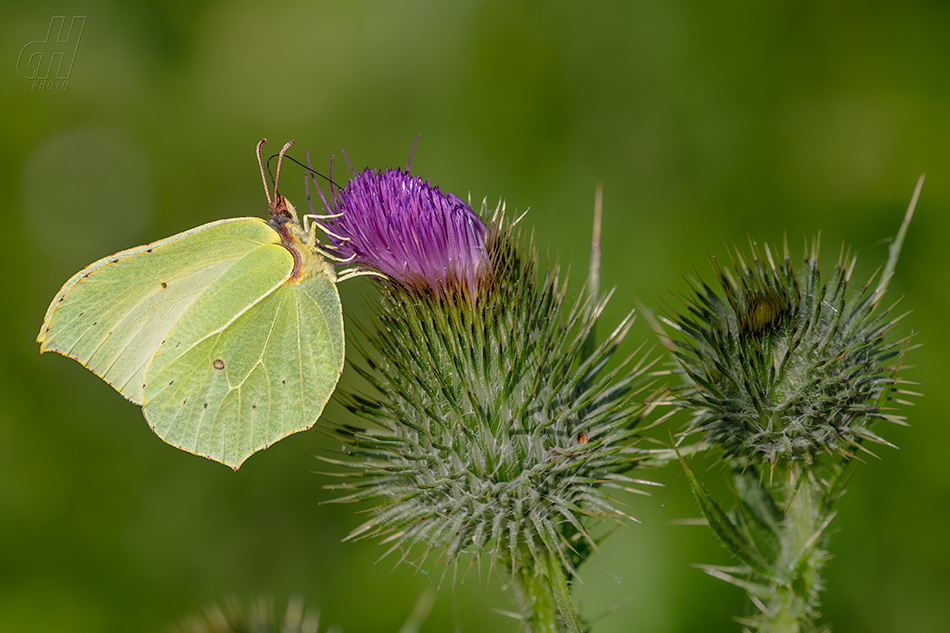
[509,553,583,633]
[749,465,828,633]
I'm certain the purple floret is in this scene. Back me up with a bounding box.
[310,158,491,297]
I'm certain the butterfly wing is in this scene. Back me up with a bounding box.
[39,215,344,468]
[143,267,344,469]
[38,218,283,405]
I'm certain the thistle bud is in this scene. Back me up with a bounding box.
[669,234,913,469]
[167,596,320,633]
[667,212,920,632]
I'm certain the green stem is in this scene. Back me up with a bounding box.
[508,551,583,633]
[753,465,829,633]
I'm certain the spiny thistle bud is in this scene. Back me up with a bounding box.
[316,163,659,627]
[668,233,914,468]
[329,208,655,561]
[667,184,922,633]
[167,596,320,633]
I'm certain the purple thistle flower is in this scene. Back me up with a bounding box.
[307,152,490,297]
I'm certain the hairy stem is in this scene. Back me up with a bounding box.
[509,552,582,633]
[751,465,829,632]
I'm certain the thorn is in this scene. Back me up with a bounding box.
[875,173,923,300]
[588,183,603,307]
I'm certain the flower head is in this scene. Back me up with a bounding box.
[669,235,914,468]
[308,157,490,297]
[169,596,320,633]
[324,205,658,585]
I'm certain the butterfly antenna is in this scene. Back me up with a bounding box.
[273,140,295,195]
[256,138,272,205]
[282,153,344,193]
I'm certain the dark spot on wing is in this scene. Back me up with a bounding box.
[160,282,168,289]
[203,403,208,409]
[168,380,174,385]
[213,359,225,370]
[146,248,153,253]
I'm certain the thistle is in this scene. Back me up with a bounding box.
[674,234,910,469]
[309,162,661,632]
[665,179,922,633]
[166,592,434,633]
[166,596,321,633]
[307,155,490,296]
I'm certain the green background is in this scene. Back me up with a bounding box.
[2,1,948,631]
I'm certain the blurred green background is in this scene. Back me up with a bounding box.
[2,1,948,631]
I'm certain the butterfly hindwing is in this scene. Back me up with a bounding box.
[143,269,344,468]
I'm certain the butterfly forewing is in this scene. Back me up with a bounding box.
[37,218,282,404]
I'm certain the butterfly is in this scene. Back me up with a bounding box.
[38,140,346,469]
